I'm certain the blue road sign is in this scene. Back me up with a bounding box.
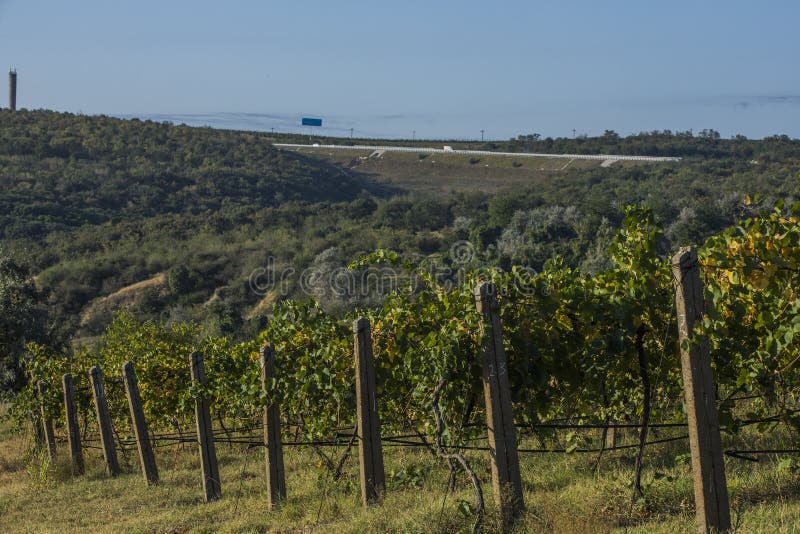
[301,117,322,127]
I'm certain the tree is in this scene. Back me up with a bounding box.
[699,129,721,140]
[0,249,50,391]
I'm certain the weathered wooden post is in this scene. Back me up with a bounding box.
[62,373,85,475]
[37,380,57,460]
[475,282,525,525]
[31,411,45,450]
[190,351,221,501]
[260,344,286,508]
[89,366,120,476]
[604,425,618,449]
[672,247,730,533]
[29,372,45,450]
[122,361,159,484]
[353,317,385,506]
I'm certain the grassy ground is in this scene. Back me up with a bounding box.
[282,148,656,195]
[2,406,800,533]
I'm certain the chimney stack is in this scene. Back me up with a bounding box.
[9,69,17,111]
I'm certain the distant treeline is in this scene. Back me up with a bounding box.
[503,129,800,160]
[297,129,800,160]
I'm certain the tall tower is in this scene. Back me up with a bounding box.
[8,69,17,111]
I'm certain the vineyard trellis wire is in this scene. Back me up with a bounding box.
[7,203,800,531]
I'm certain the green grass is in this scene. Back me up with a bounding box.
[284,147,656,195]
[2,409,800,533]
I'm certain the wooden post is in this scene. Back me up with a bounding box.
[122,361,159,484]
[353,317,385,506]
[31,411,44,450]
[90,366,120,476]
[605,421,618,449]
[29,372,44,449]
[37,380,57,460]
[190,351,221,501]
[673,247,730,533]
[260,344,286,508]
[475,282,524,525]
[62,373,85,475]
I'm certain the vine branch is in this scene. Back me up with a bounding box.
[432,377,484,534]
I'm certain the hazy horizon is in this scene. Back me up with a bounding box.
[112,103,798,141]
[2,1,799,139]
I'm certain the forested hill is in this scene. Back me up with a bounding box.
[1,109,798,346]
[0,110,365,240]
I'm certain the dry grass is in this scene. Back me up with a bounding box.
[79,273,167,329]
[245,290,282,321]
[2,408,800,533]
[282,148,651,196]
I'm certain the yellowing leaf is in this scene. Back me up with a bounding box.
[750,271,769,290]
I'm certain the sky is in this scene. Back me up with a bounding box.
[1,0,799,140]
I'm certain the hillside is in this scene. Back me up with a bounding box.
[0,110,798,343]
[282,146,619,194]
[0,110,371,240]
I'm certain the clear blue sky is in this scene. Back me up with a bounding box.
[1,0,798,139]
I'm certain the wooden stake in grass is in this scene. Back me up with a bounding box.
[260,344,286,508]
[672,247,730,534]
[29,372,45,450]
[89,365,120,476]
[37,380,57,460]
[122,361,159,484]
[353,317,385,506]
[190,352,221,501]
[62,373,85,476]
[30,411,44,450]
[604,420,618,449]
[474,282,524,526]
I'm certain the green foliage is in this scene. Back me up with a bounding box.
[701,201,800,431]
[8,206,800,489]
[23,446,53,491]
[260,300,353,439]
[5,111,800,449]
[0,250,52,392]
[249,205,800,444]
[7,312,258,437]
[507,129,800,159]
[4,110,799,348]
[388,463,430,488]
[496,205,583,270]
[0,110,364,241]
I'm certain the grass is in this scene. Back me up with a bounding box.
[2,407,800,533]
[282,148,657,195]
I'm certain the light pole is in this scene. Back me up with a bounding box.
[480,129,485,142]
[350,127,354,139]
[412,130,416,142]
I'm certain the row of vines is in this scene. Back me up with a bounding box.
[7,203,800,469]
